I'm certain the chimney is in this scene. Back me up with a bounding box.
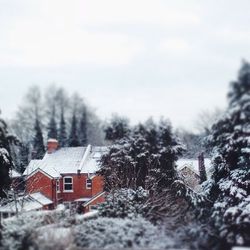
[198,152,207,183]
[47,139,59,154]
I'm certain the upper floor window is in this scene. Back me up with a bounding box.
[86,179,92,189]
[63,176,73,192]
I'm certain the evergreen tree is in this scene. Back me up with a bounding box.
[59,109,67,147]
[47,106,57,139]
[19,143,29,173]
[204,61,250,247]
[68,112,80,147]
[32,117,45,159]
[79,107,88,146]
[99,119,184,191]
[0,113,13,197]
[104,115,130,142]
[155,119,185,190]
[131,124,150,188]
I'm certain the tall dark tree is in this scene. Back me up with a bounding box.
[0,113,14,197]
[155,119,185,190]
[99,119,185,191]
[204,61,250,247]
[47,106,58,139]
[19,143,29,173]
[32,117,45,159]
[59,108,67,147]
[104,115,130,142]
[79,107,88,146]
[68,112,80,147]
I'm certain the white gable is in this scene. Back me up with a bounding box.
[10,169,21,178]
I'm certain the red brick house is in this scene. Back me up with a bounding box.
[23,139,107,212]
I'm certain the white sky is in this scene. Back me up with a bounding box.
[1,0,250,130]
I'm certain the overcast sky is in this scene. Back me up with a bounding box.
[0,0,250,131]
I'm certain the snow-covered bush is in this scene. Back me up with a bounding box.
[0,207,177,250]
[211,168,250,246]
[73,216,175,249]
[98,188,148,219]
[1,209,69,250]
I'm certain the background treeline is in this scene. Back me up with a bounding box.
[8,85,104,173]
[7,84,215,174]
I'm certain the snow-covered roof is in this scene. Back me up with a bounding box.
[23,145,108,178]
[0,192,52,213]
[10,169,21,178]
[30,192,53,206]
[177,158,212,176]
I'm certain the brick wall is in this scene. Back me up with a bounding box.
[26,171,54,200]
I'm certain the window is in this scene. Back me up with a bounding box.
[56,179,60,193]
[63,176,73,192]
[89,205,98,211]
[86,179,92,189]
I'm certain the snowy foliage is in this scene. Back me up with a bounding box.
[0,114,18,197]
[99,118,185,191]
[73,216,175,249]
[104,114,130,142]
[98,188,148,218]
[211,168,250,246]
[1,209,69,250]
[173,180,211,208]
[203,61,250,247]
[0,207,176,250]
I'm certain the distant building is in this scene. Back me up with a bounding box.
[23,139,107,213]
[177,158,211,191]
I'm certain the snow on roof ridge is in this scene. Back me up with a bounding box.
[47,138,58,142]
[78,144,92,173]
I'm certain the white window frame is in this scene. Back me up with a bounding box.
[63,176,73,192]
[56,179,60,193]
[86,178,92,190]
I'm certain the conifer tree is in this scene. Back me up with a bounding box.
[79,107,88,146]
[19,143,29,173]
[204,61,250,247]
[155,119,185,189]
[104,115,130,142]
[0,114,12,197]
[59,109,67,147]
[47,106,57,139]
[32,117,45,159]
[100,119,185,191]
[68,112,80,147]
